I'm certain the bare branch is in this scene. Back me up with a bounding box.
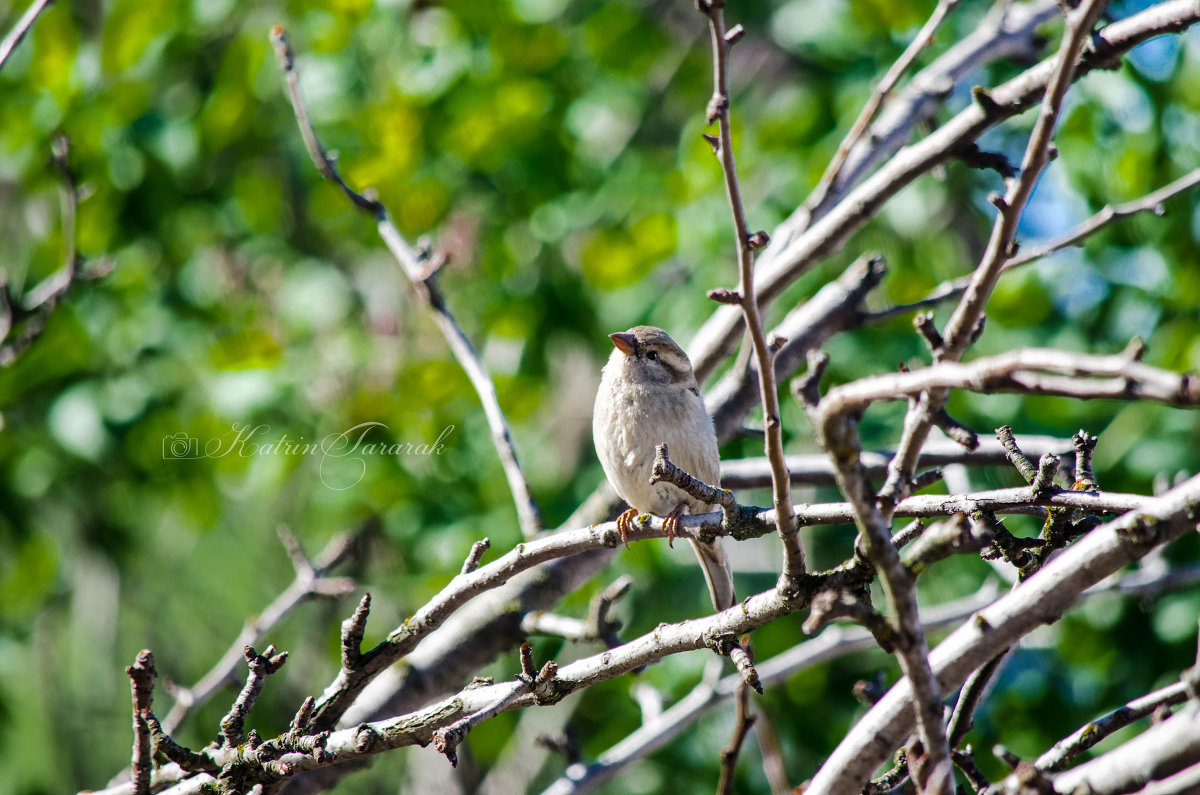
[219,645,289,749]
[869,167,1200,324]
[806,384,955,793]
[877,0,1111,511]
[720,434,1074,489]
[1,135,88,367]
[947,651,1008,748]
[697,1,805,591]
[806,0,1059,225]
[1073,429,1099,489]
[806,473,1200,794]
[688,0,1200,382]
[996,424,1040,485]
[716,685,757,795]
[708,254,887,442]
[125,650,157,795]
[651,443,737,516]
[805,0,961,215]
[1036,680,1192,772]
[0,0,54,73]
[96,557,1200,795]
[161,530,357,735]
[270,25,542,539]
[818,348,1200,417]
[461,538,492,575]
[1047,703,1200,794]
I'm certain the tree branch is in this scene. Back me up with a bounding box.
[818,347,1200,416]
[688,0,1200,383]
[125,650,157,795]
[1047,703,1200,794]
[804,0,961,216]
[867,167,1200,324]
[0,0,54,73]
[805,473,1200,795]
[698,1,805,590]
[1,135,96,367]
[720,435,1074,489]
[161,529,357,735]
[803,351,955,794]
[270,25,543,539]
[1036,680,1192,773]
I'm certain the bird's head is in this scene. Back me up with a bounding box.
[605,325,698,389]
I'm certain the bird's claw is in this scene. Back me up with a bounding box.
[616,508,639,550]
[663,503,687,549]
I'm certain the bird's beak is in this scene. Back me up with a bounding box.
[609,332,636,356]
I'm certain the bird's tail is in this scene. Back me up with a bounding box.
[690,536,736,611]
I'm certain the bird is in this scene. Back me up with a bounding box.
[593,325,736,611]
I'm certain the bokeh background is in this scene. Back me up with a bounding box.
[1,0,1199,792]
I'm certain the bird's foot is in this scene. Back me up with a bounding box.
[663,503,687,549]
[616,508,639,550]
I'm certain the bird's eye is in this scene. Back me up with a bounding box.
[646,350,659,361]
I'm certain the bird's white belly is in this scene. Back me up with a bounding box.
[595,383,719,517]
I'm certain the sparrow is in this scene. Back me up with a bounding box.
[593,325,736,611]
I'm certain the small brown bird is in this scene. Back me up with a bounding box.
[593,326,736,611]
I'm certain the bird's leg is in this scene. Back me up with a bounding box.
[663,503,687,549]
[616,508,639,549]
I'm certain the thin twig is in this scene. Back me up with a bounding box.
[947,651,1009,747]
[867,167,1200,324]
[160,530,357,734]
[1035,680,1192,772]
[0,0,54,73]
[219,645,288,748]
[805,0,960,216]
[698,0,805,594]
[269,25,543,539]
[1073,429,1098,489]
[1,135,84,367]
[125,650,157,795]
[717,685,757,795]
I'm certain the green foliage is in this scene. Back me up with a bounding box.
[1,0,1198,792]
